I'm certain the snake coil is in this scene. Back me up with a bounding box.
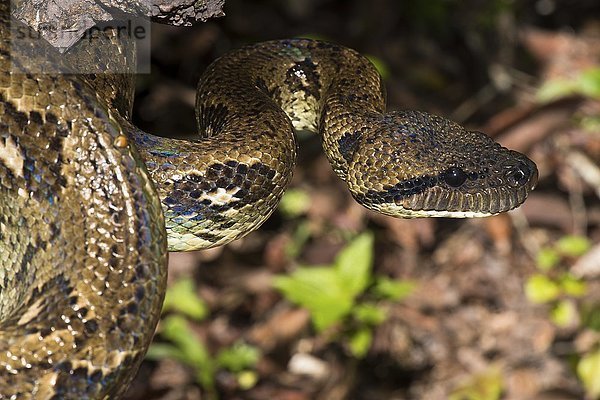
[0,5,537,398]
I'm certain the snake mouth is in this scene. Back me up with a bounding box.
[355,154,538,218]
[389,157,539,218]
[392,184,532,217]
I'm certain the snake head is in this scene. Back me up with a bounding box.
[347,110,538,218]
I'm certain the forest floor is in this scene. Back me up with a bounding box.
[124,1,600,399]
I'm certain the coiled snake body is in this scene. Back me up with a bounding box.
[0,4,537,398]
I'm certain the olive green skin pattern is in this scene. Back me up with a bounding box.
[0,2,537,398]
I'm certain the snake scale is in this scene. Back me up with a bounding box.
[0,2,538,398]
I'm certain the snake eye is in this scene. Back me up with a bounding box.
[442,166,467,187]
[507,162,531,187]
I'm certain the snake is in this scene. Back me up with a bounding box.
[0,3,538,398]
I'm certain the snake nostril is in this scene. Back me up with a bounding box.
[442,166,467,187]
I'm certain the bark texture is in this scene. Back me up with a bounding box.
[12,0,224,49]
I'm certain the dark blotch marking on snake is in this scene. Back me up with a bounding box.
[338,131,362,163]
[0,97,67,199]
[284,58,321,101]
[356,163,506,206]
[163,161,278,221]
[9,243,46,300]
[356,175,439,205]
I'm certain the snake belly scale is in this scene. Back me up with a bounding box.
[0,3,538,398]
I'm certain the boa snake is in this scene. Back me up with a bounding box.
[0,3,537,398]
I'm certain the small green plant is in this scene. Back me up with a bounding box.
[525,235,590,326]
[162,278,209,320]
[537,67,600,102]
[525,235,600,398]
[273,232,415,358]
[578,347,600,399]
[535,67,600,135]
[449,365,504,400]
[278,188,315,259]
[278,188,311,219]
[147,279,260,399]
[365,55,391,80]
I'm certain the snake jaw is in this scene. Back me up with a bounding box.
[357,176,536,218]
[350,151,538,218]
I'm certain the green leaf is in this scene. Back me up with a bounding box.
[525,274,561,304]
[353,303,387,326]
[216,342,260,373]
[365,55,391,80]
[536,248,560,271]
[153,315,216,390]
[556,235,591,257]
[581,305,600,331]
[580,115,600,133]
[537,68,600,102]
[373,277,416,301]
[275,233,377,332]
[279,188,311,218]
[162,278,208,321]
[285,221,312,259]
[536,78,578,102]
[551,300,578,328]
[237,370,259,390]
[146,343,187,362]
[577,348,600,398]
[273,266,354,332]
[449,366,504,400]
[335,233,374,297]
[578,68,600,98]
[160,315,211,367]
[559,274,587,297]
[295,33,330,41]
[348,327,373,359]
